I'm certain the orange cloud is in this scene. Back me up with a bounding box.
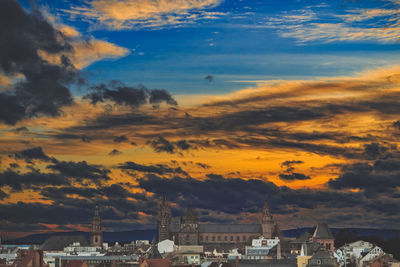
[64,0,223,30]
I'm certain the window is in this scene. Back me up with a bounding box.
[230,236,233,241]
[224,236,227,241]
[199,236,203,241]
[218,236,221,241]
[212,236,215,241]
[206,236,209,241]
[237,236,240,241]
[242,236,246,241]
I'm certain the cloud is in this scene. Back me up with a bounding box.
[279,172,311,181]
[47,160,110,182]
[0,0,130,125]
[136,173,365,216]
[13,147,54,163]
[108,149,122,156]
[149,89,178,106]
[0,189,9,200]
[0,0,80,125]
[328,159,400,194]
[0,170,69,191]
[205,75,214,82]
[84,82,177,108]
[148,136,176,153]
[266,4,400,43]
[114,135,129,143]
[279,160,310,181]
[39,38,130,69]
[119,161,188,176]
[64,0,223,30]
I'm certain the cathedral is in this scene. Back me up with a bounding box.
[157,197,282,248]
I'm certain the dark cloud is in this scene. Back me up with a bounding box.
[176,140,191,150]
[205,75,214,82]
[279,172,311,181]
[0,0,79,125]
[0,189,9,200]
[81,135,92,143]
[84,82,177,108]
[0,170,69,191]
[13,127,29,134]
[364,142,389,159]
[119,161,188,176]
[108,149,122,156]
[13,147,54,163]
[149,89,177,106]
[278,160,310,181]
[328,161,400,194]
[281,160,304,167]
[137,173,362,215]
[114,135,128,143]
[148,136,175,154]
[9,163,20,169]
[46,160,110,182]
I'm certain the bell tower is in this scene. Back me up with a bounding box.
[90,204,103,246]
[158,196,171,242]
[261,200,274,239]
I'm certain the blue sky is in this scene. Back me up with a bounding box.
[19,0,400,94]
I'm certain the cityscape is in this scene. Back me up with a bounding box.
[1,0,400,266]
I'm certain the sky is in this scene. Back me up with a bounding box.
[1,0,400,239]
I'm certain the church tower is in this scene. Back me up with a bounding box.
[261,200,275,239]
[158,196,171,242]
[90,204,103,246]
[178,207,199,245]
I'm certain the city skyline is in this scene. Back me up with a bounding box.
[1,0,400,239]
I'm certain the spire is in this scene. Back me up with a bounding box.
[263,200,272,218]
[94,204,99,217]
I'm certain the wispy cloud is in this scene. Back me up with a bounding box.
[267,3,400,43]
[63,0,224,30]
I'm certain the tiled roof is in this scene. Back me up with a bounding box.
[198,224,261,233]
[143,259,171,267]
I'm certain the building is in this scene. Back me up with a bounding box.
[157,240,175,255]
[312,223,335,252]
[157,198,281,249]
[0,250,46,267]
[306,250,339,267]
[90,205,103,247]
[57,255,138,267]
[176,245,203,265]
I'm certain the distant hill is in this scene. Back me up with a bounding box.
[283,227,400,240]
[6,229,157,244]
[5,227,400,245]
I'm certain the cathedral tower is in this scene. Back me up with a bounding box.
[178,207,199,245]
[90,204,103,246]
[261,200,275,238]
[158,196,171,242]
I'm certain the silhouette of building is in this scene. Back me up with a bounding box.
[157,197,281,248]
[90,204,103,247]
